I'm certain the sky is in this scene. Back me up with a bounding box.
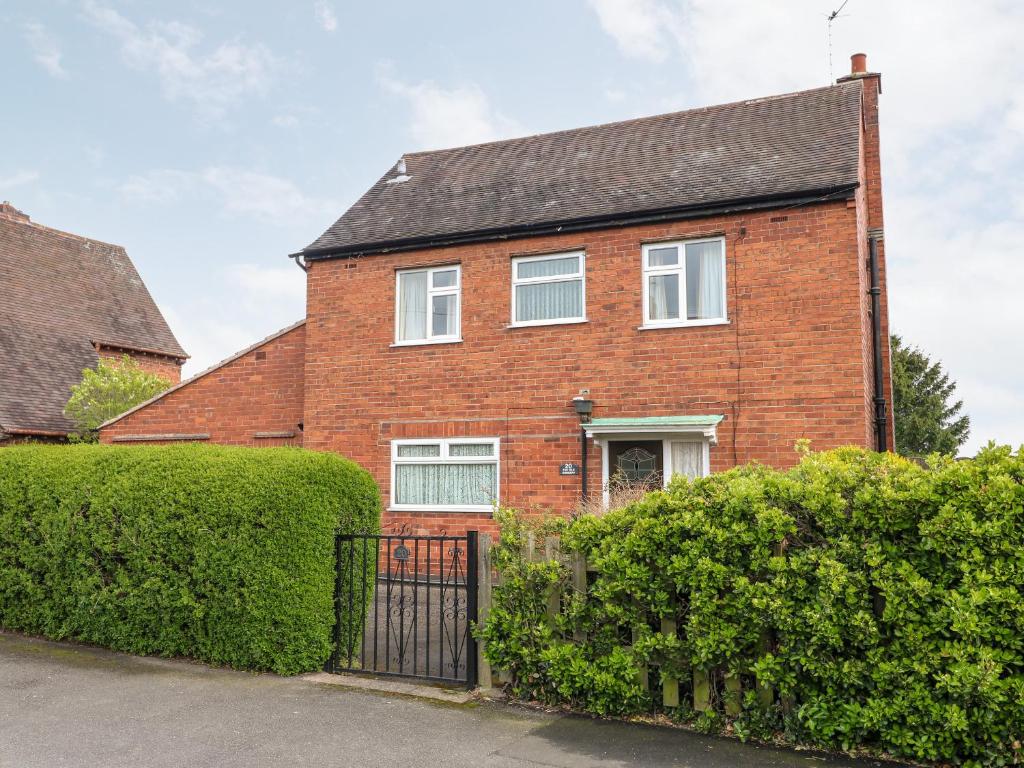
[2,0,1022,454]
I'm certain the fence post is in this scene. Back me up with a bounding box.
[544,536,560,624]
[477,533,493,689]
[632,627,649,692]
[570,553,587,643]
[465,530,479,689]
[724,672,742,716]
[693,668,711,711]
[660,617,680,708]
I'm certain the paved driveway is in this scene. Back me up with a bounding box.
[0,632,887,768]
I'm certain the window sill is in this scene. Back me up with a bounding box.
[506,318,588,329]
[389,338,463,348]
[387,505,494,514]
[637,319,730,331]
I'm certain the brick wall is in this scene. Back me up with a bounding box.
[304,197,877,537]
[99,323,305,447]
[97,347,183,384]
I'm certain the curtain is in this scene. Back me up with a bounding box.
[517,256,579,279]
[398,272,428,340]
[648,274,679,321]
[685,242,723,320]
[449,443,493,457]
[395,463,497,506]
[516,280,582,322]
[670,441,704,479]
[397,444,440,457]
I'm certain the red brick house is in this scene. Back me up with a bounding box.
[1,203,186,444]
[100,55,894,536]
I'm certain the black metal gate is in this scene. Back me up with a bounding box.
[328,531,478,687]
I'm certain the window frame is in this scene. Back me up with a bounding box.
[389,437,500,512]
[510,251,587,328]
[393,264,462,346]
[640,236,728,329]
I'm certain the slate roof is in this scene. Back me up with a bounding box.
[0,205,186,436]
[304,82,863,258]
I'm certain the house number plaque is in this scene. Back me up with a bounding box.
[559,463,580,476]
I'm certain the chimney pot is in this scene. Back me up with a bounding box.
[851,53,868,74]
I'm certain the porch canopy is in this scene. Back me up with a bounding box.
[583,415,724,444]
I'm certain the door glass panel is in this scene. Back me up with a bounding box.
[616,447,657,481]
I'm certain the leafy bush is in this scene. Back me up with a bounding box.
[0,444,380,674]
[64,355,172,441]
[481,446,1024,765]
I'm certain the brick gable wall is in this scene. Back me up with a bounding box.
[99,324,305,447]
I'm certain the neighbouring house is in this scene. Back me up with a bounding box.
[100,54,894,537]
[0,203,186,443]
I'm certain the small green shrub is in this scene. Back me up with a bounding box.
[0,444,380,674]
[482,446,1024,766]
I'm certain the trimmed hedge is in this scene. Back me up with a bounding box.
[482,446,1024,766]
[0,444,380,674]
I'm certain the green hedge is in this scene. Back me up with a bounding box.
[482,446,1024,766]
[0,444,380,674]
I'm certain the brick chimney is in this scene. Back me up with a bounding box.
[0,202,30,222]
[838,52,894,452]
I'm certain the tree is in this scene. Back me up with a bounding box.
[891,334,970,456]
[64,355,172,441]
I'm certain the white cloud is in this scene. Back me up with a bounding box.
[379,71,523,150]
[119,167,339,226]
[81,1,278,117]
[583,0,1024,453]
[313,1,338,32]
[24,22,68,79]
[587,0,685,63]
[272,113,300,128]
[0,170,40,189]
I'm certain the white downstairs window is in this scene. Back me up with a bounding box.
[511,251,586,326]
[642,237,727,327]
[395,265,461,344]
[391,438,499,511]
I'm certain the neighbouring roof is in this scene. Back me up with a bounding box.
[0,204,187,436]
[98,319,305,430]
[303,82,863,258]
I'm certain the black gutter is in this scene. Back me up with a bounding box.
[297,184,859,262]
[869,233,888,451]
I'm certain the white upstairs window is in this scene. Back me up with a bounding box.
[511,251,586,326]
[642,237,727,327]
[395,265,461,344]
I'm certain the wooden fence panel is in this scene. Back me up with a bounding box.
[486,533,783,716]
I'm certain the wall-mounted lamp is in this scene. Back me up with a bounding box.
[572,395,593,423]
